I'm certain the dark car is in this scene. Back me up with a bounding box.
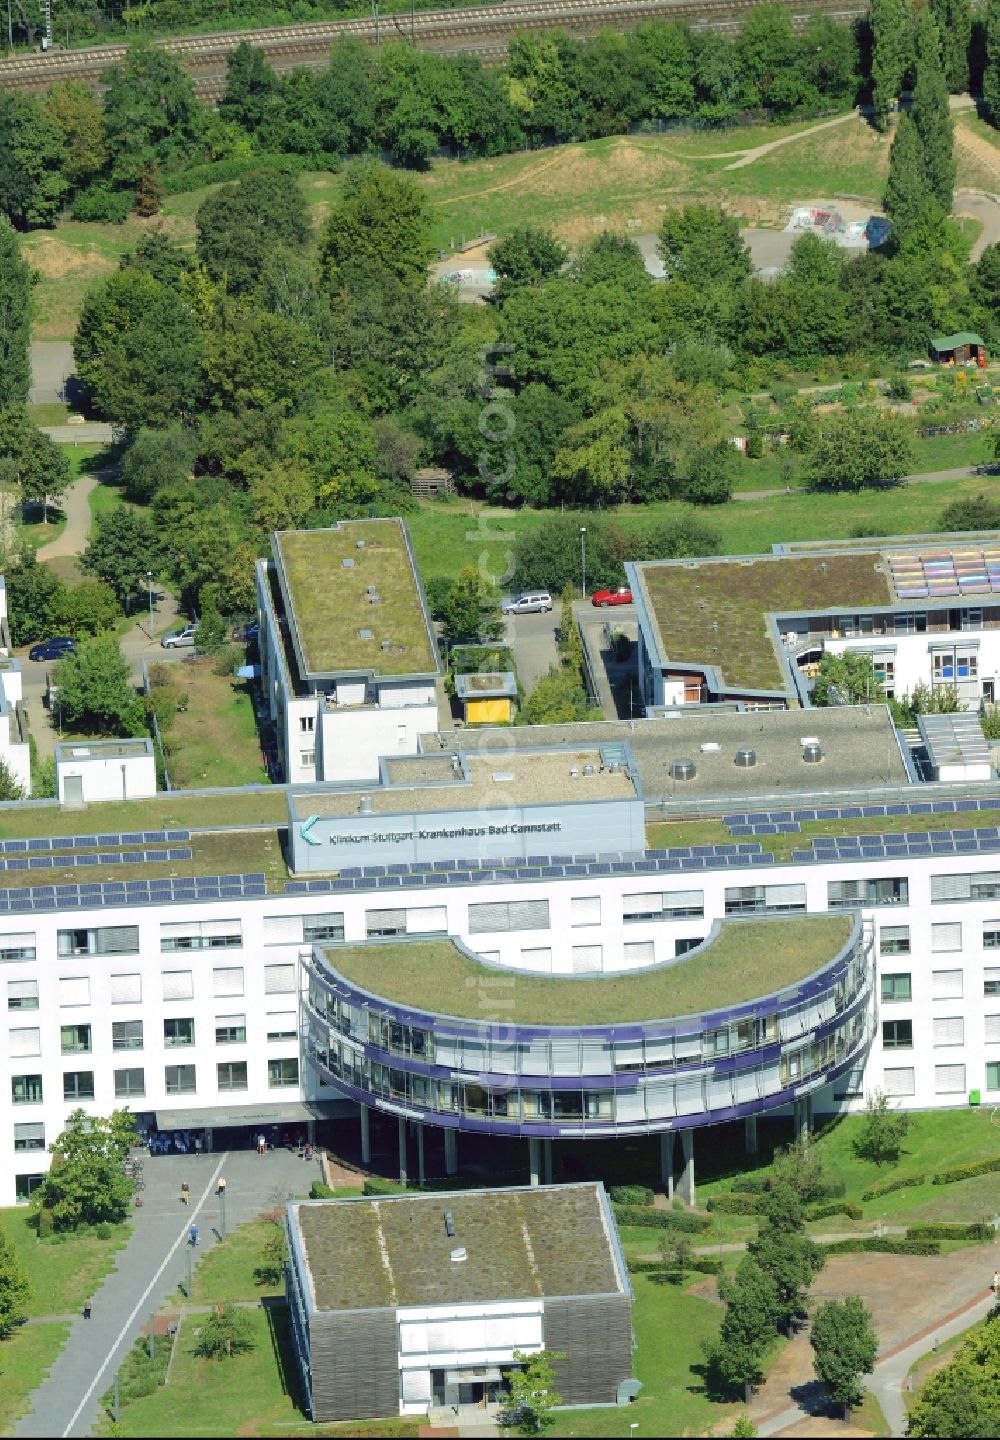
[28,637,75,662]
[231,621,260,644]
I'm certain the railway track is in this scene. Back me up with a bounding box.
[0,0,869,97]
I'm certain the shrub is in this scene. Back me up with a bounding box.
[36,1206,54,1239]
[363,1176,407,1196]
[100,1331,173,1414]
[931,1155,1000,1185]
[309,1181,336,1200]
[193,1304,255,1359]
[822,1238,940,1256]
[71,184,133,224]
[94,1222,115,1239]
[612,1205,711,1231]
[608,1185,654,1206]
[805,1201,863,1222]
[627,1256,723,1276]
[905,1223,994,1242]
[706,1193,763,1215]
[887,376,913,401]
[210,642,244,676]
[861,1174,924,1202]
[160,152,319,195]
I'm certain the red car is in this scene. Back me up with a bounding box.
[591,586,633,607]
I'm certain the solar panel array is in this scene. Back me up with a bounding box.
[888,547,1000,599]
[0,846,192,872]
[0,872,267,913]
[723,796,1000,835]
[0,830,190,854]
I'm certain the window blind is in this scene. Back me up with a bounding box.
[622,893,663,916]
[162,970,193,1000]
[931,923,962,953]
[933,1015,964,1046]
[570,896,601,925]
[624,941,655,965]
[7,979,37,1001]
[264,964,295,994]
[58,976,90,1006]
[212,967,244,997]
[883,1067,915,1096]
[406,906,447,935]
[931,969,963,998]
[571,944,602,973]
[663,890,703,914]
[985,1013,1000,1042]
[109,973,141,1004]
[932,873,972,902]
[263,915,304,945]
[8,1027,39,1055]
[520,947,552,970]
[96,926,139,955]
[935,1063,966,1093]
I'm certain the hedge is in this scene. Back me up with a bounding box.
[363,1176,408,1196]
[805,1200,863,1222]
[906,1222,994,1242]
[931,1156,1000,1186]
[706,1193,763,1216]
[160,151,332,196]
[822,1238,941,1256]
[609,1185,655,1207]
[861,1174,925,1202]
[309,1181,337,1199]
[628,1257,723,1276]
[613,1205,711,1232]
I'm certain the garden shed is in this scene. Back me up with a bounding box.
[453,670,518,723]
[930,331,988,366]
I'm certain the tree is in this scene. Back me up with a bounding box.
[728,1418,758,1439]
[705,1258,779,1401]
[133,161,163,218]
[82,508,161,612]
[119,424,198,504]
[884,113,935,247]
[52,637,145,737]
[195,170,310,295]
[0,757,23,801]
[0,220,31,409]
[119,229,191,290]
[74,270,203,431]
[911,8,956,216]
[853,1088,910,1166]
[518,665,600,725]
[810,1296,878,1420]
[986,0,1000,123]
[558,584,583,667]
[438,567,500,645]
[100,43,206,191]
[201,305,325,412]
[659,1228,694,1283]
[0,408,70,522]
[870,0,914,130]
[4,548,67,646]
[506,1349,564,1436]
[0,1226,29,1339]
[747,1183,824,1332]
[929,0,972,92]
[804,408,913,491]
[658,204,752,291]
[218,40,278,133]
[319,163,435,294]
[33,1109,137,1232]
[0,92,68,229]
[907,1309,1000,1438]
[812,651,883,707]
[940,493,1000,530]
[193,1304,256,1359]
[488,228,568,303]
[44,81,107,192]
[771,1130,829,1203]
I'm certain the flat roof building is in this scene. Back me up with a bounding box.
[285,1183,633,1421]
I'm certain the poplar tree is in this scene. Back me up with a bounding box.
[0,219,30,410]
[984,0,1000,122]
[884,111,935,242]
[911,7,956,214]
[870,0,914,131]
[929,0,971,92]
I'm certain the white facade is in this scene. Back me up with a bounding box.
[397,1299,543,1415]
[55,742,157,805]
[3,843,1000,1205]
[825,629,1000,708]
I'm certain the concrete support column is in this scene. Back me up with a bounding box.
[398,1116,408,1186]
[307,1119,316,1145]
[679,1129,695,1208]
[360,1104,371,1166]
[444,1127,457,1176]
[794,1099,809,1141]
[528,1136,541,1187]
[745,1115,758,1156]
[660,1132,676,1201]
[417,1123,425,1187]
[543,1139,553,1186]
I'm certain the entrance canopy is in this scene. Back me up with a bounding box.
[155,1100,351,1131]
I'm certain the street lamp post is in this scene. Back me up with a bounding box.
[579,526,587,600]
[220,1187,226,1240]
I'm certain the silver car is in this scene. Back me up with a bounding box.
[161,623,198,649]
[501,592,553,615]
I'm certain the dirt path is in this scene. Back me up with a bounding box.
[723,110,862,171]
[435,149,566,207]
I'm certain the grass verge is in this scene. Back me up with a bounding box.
[0,1321,70,1432]
[166,1219,284,1306]
[0,1207,130,1316]
[153,657,268,790]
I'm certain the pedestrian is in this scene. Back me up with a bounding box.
[180,1181,190,1206]
[217,1176,226,1198]
[83,1298,92,1321]
[257,1133,266,1156]
[190,1223,198,1247]
[992,1269,1000,1297]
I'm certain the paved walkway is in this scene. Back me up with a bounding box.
[14,1146,319,1439]
[40,423,116,445]
[736,463,990,503]
[36,473,98,563]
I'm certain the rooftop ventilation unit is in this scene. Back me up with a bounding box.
[341,558,355,569]
[802,742,823,763]
[735,748,757,768]
[380,640,391,652]
[669,759,696,781]
[358,629,374,640]
[367,585,377,596]
[358,795,374,815]
[700,742,720,753]
[583,763,596,776]
[570,766,579,778]
[356,540,366,550]
[450,754,461,773]
[367,593,380,605]
[491,771,515,783]
[450,1247,467,1264]
[800,736,820,747]
[443,1210,456,1238]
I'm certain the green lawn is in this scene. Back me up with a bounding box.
[166,1220,284,1306]
[0,1322,70,1432]
[0,1208,130,1316]
[155,658,268,790]
[26,402,70,426]
[88,477,126,533]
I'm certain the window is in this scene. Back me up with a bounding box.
[933,1015,965,1047]
[932,650,978,681]
[623,893,665,922]
[932,872,1000,903]
[932,969,964,999]
[60,1023,92,1054]
[215,1014,246,1045]
[299,715,314,733]
[624,941,654,965]
[114,1068,145,1098]
[988,1061,1000,1091]
[212,967,244,998]
[881,973,912,1003]
[0,934,35,962]
[161,920,241,952]
[299,750,315,768]
[268,1057,298,1087]
[164,1064,196,1094]
[725,884,806,915]
[468,900,549,933]
[264,964,296,994]
[13,1122,44,1152]
[164,1017,194,1047]
[986,1014,1000,1043]
[882,1019,913,1049]
[15,1173,44,1204]
[162,971,193,1001]
[58,926,138,957]
[263,912,345,945]
[112,1020,143,1051]
[880,926,910,957]
[303,913,344,943]
[58,976,90,1007]
[7,979,38,1010]
[405,906,447,936]
[985,928,1000,951]
[570,897,601,927]
[985,968,1000,996]
[217,1061,248,1091]
[8,1027,40,1056]
[63,1071,95,1101]
[266,1012,296,1041]
[932,923,962,953]
[110,973,141,1004]
[828,877,908,908]
[935,1064,966,1094]
[675,937,703,957]
[12,1074,42,1104]
[883,1068,915,1097]
[571,945,602,973]
[521,947,552,969]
